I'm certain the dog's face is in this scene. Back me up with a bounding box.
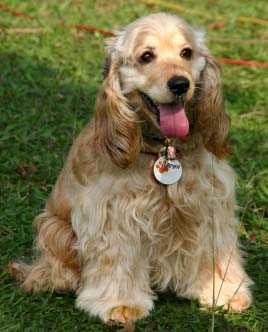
[116,14,207,138]
[94,13,230,168]
[119,17,205,104]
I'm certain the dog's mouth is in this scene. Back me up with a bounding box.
[141,92,189,138]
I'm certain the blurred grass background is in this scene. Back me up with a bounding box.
[0,1,268,331]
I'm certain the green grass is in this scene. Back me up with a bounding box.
[1,0,268,331]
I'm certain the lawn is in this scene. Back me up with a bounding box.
[0,0,268,331]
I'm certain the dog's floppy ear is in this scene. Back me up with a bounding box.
[93,36,141,169]
[196,52,231,159]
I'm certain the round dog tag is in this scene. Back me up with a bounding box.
[153,156,182,185]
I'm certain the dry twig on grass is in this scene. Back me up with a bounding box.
[209,37,268,45]
[142,0,268,26]
[239,111,266,118]
[60,21,114,36]
[0,1,33,19]
[0,28,43,34]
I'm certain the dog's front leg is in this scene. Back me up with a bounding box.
[72,192,154,324]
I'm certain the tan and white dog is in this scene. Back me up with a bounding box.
[9,13,252,324]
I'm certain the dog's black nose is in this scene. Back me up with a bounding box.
[167,76,190,96]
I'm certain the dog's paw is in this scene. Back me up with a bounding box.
[227,291,252,311]
[107,305,144,324]
[199,288,252,312]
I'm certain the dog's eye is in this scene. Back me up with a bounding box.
[180,48,192,60]
[140,51,155,64]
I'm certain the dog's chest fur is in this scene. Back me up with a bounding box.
[72,146,235,292]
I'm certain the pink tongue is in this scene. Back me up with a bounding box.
[159,102,189,138]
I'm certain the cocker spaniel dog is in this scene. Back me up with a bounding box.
[9,13,252,324]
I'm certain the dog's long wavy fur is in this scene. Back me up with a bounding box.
[8,13,252,324]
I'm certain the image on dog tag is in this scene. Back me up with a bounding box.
[153,156,182,185]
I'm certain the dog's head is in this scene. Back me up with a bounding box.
[94,13,230,168]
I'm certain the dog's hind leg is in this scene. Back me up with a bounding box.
[8,210,79,292]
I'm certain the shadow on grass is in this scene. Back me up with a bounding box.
[0,50,99,278]
[1,52,267,332]
[0,51,98,205]
[135,293,252,332]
